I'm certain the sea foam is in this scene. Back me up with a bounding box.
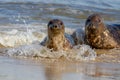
[0,24,96,61]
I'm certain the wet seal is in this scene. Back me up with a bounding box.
[85,13,120,49]
[41,19,74,51]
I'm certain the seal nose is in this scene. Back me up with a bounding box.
[89,23,93,27]
[53,24,59,29]
[89,23,96,29]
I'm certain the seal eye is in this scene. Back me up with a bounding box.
[60,22,63,25]
[48,21,53,28]
[86,19,91,24]
[49,21,53,26]
[86,19,91,26]
[97,19,101,24]
[87,19,91,22]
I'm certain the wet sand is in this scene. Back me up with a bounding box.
[0,55,120,80]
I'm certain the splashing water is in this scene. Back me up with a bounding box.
[4,43,96,61]
[0,29,45,47]
[73,45,96,60]
[0,23,120,62]
[0,23,97,61]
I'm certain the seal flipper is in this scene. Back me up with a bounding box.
[65,33,75,46]
[40,37,48,46]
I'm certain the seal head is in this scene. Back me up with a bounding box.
[48,19,64,37]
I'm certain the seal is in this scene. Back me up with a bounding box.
[85,13,120,49]
[41,19,74,51]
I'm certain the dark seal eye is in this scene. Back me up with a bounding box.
[86,19,91,25]
[60,22,63,25]
[87,19,91,23]
[97,19,101,24]
[49,21,53,25]
[48,21,53,27]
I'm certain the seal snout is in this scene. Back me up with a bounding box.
[51,23,61,29]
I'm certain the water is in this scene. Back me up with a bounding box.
[0,0,120,80]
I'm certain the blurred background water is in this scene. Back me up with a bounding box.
[0,0,120,26]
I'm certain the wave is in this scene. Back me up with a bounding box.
[0,24,97,61]
[5,44,96,61]
[0,24,120,63]
[0,29,46,47]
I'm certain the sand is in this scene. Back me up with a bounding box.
[0,55,120,80]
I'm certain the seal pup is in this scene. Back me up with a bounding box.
[85,14,120,49]
[41,19,74,51]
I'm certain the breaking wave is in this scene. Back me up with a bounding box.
[0,24,96,61]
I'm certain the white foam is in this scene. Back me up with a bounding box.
[73,45,96,60]
[0,29,46,47]
[5,44,96,61]
[0,23,79,48]
[0,24,96,61]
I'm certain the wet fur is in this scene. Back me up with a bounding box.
[85,14,120,49]
[41,19,72,51]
